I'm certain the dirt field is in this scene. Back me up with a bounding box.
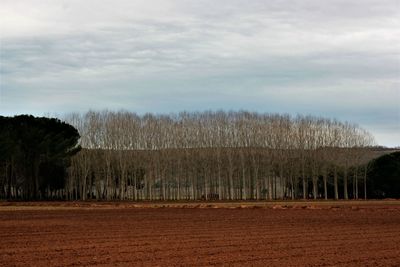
[1,201,400,266]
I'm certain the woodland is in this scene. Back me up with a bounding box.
[0,111,398,200]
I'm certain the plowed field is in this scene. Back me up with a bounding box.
[1,201,400,266]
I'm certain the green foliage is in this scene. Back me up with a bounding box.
[0,115,81,199]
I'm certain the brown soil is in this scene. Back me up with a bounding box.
[1,201,400,266]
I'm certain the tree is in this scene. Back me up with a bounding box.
[0,115,80,199]
[367,151,400,198]
[32,110,381,201]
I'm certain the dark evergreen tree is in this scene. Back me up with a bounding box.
[367,152,400,198]
[0,115,80,199]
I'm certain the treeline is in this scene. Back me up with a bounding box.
[60,110,377,201]
[3,111,389,201]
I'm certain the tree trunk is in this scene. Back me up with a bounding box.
[343,167,348,200]
[302,163,307,200]
[323,170,328,200]
[334,166,338,200]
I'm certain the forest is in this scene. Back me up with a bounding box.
[0,111,398,200]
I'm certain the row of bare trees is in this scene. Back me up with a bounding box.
[59,110,376,201]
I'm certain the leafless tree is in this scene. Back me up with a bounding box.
[62,110,377,201]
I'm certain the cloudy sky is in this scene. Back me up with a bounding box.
[0,0,399,146]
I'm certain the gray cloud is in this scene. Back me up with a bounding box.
[0,0,399,146]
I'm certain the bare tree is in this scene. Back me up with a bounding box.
[62,110,377,201]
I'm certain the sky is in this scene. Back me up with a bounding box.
[0,0,399,147]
